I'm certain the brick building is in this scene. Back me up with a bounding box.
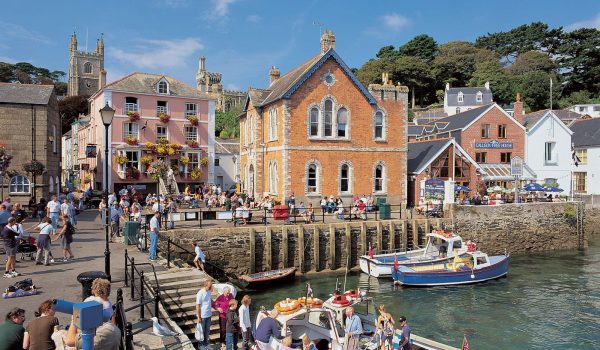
[0,83,62,204]
[239,31,409,204]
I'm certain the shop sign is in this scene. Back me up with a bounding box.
[475,140,513,149]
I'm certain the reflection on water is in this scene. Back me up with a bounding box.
[248,239,600,350]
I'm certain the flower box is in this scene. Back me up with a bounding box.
[127,111,140,122]
[159,113,171,123]
[125,135,138,145]
[187,115,199,126]
[186,140,199,148]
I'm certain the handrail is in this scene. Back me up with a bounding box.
[124,249,163,323]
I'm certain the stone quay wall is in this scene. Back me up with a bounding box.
[160,202,589,275]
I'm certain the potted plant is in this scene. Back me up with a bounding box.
[159,113,171,123]
[115,155,128,165]
[125,167,140,180]
[179,156,190,166]
[187,115,199,126]
[125,135,138,145]
[172,143,183,150]
[147,159,169,181]
[22,160,45,176]
[189,167,202,180]
[186,140,199,148]
[141,155,154,166]
[200,157,209,167]
[127,111,140,122]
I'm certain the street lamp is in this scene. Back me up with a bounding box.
[100,102,115,281]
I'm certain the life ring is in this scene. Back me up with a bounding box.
[274,298,301,315]
[298,297,324,308]
[343,290,359,300]
[331,295,351,307]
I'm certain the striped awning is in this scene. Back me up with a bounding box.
[479,163,537,180]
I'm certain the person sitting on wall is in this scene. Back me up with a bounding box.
[302,203,314,224]
[335,206,345,220]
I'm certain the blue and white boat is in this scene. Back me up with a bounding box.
[391,251,509,287]
[359,231,467,277]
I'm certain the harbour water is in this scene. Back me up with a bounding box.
[248,237,600,350]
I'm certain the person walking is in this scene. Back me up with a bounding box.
[46,196,60,230]
[22,300,59,350]
[239,295,252,350]
[375,305,395,350]
[214,287,234,345]
[110,203,121,241]
[0,204,10,231]
[397,316,411,350]
[2,217,20,278]
[68,200,78,227]
[36,198,46,223]
[33,217,54,266]
[344,307,363,350]
[196,280,214,350]
[60,199,70,220]
[225,299,240,350]
[55,215,75,261]
[148,211,160,261]
[193,242,206,271]
[0,307,26,350]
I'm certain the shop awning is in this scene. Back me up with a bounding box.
[479,163,537,181]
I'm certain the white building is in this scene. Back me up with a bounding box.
[443,81,493,116]
[570,118,600,195]
[213,138,239,190]
[61,131,72,188]
[569,104,600,118]
[522,110,573,194]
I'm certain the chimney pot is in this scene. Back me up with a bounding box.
[269,66,281,85]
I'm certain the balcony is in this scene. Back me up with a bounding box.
[124,103,139,114]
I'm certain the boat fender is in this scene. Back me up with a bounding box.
[275,298,301,314]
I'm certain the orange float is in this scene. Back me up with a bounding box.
[274,298,301,315]
[297,297,324,308]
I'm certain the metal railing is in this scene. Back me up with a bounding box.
[123,249,162,333]
[114,288,134,350]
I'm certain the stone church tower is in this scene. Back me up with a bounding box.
[195,56,246,112]
[68,32,106,97]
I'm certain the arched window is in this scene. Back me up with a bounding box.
[337,107,348,137]
[456,107,461,114]
[9,175,30,194]
[374,111,384,139]
[323,99,333,137]
[310,107,319,136]
[340,163,350,193]
[307,164,318,193]
[269,108,278,140]
[157,81,168,94]
[374,164,384,192]
[269,162,278,194]
[84,62,92,74]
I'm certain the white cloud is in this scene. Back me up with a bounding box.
[380,13,411,31]
[210,0,239,17]
[0,21,53,45]
[108,38,204,70]
[0,56,18,63]
[156,0,188,7]
[568,13,600,31]
[247,14,262,23]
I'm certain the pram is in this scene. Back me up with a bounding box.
[18,236,37,261]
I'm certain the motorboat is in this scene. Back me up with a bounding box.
[391,251,510,287]
[239,267,297,290]
[321,289,376,336]
[359,230,467,277]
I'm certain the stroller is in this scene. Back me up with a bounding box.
[18,236,37,261]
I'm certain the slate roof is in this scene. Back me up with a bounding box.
[215,138,240,154]
[260,54,322,106]
[407,139,451,174]
[446,86,493,107]
[527,108,583,123]
[0,83,54,105]
[422,104,492,133]
[98,73,207,99]
[570,118,600,147]
[408,125,424,136]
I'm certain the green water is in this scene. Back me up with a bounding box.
[247,238,600,350]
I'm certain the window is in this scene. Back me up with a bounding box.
[456,107,461,114]
[119,151,140,172]
[374,111,384,139]
[545,142,556,164]
[307,164,318,193]
[214,158,220,167]
[481,124,490,138]
[576,149,588,165]
[122,122,139,140]
[594,106,600,112]
[156,125,168,141]
[374,164,384,192]
[309,107,319,137]
[157,81,168,94]
[185,126,198,141]
[269,162,278,194]
[457,92,464,103]
[578,106,585,112]
[84,62,92,74]
[185,103,197,117]
[53,125,57,154]
[340,164,350,192]
[9,175,30,194]
[337,108,348,137]
[186,152,199,174]
[475,152,487,163]
[574,172,587,193]
[500,152,512,163]
[157,101,168,115]
[125,97,138,113]
[243,120,249,146]
[268,108,278,141]
[476,92,483,103]
[323,100,333,137]
[498,124,507,139]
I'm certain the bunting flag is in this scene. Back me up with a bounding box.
[572,143,581,167]
[368,242,374,259]
[461,334,469,350]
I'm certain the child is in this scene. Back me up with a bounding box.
[193,242,206,271]
[225,299,239,350]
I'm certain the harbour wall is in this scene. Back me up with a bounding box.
[160,202,588,275]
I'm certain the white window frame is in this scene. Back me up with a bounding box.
[185,103,197,117]
[268,107,278,141]
[157,80,169,94]
[269,161,279,194]
[456,107,461,114]
[374,110,385,140]
[118,150,140,173]
[156,125,168,141]
[323,99,333,137]
[309,107,320,137]
[306,162,320,194]
[373,162,386,193]
[8,175,30,194]
[243,119,249,146]
[337,107,348,138]
[339,162,351,194]
[476,91,483,103]
[185,152,200,175]
[125,97,139,113]
[576,149,588,165]
[545,142,557,165]
[185,126,198,142]
[122,122,139,140]
[457,92,464,103]
[156,101,168,115]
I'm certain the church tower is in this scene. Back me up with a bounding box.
[68,32,106,97]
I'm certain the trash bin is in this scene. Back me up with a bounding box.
[77,271,108,300]
[123,221,141,245]
[379,203,391,220]
[376,197,387,206]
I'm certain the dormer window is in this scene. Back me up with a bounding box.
[476,91,483,103]
[457,92,464,103]
[157,80,168,94]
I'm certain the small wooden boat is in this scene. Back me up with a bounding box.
[239,267,297,289]
[392,251,509,287]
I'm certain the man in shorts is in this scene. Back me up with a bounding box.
[2,217,20,278]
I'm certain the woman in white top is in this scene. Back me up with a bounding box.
[32,217,55,266]
[130,205,142,223]
[239,295,252,350]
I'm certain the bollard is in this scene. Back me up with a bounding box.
[130,257,135,300]
[125,322,134,350]
[139,271,145,320]
[167,238,171,268]
[322,209,325,223]
[144,225,148,252]
[154,287,160,319]
[117,288,123,305]
[124,250,128,287]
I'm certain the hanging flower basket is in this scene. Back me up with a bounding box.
[172,143,183,150]
[127,111,140,122]
[200,157,209,167]
[189,167,202,180]
[22,160,45,176]
[187,115,199,126]
[125,167,140,180]
[83,174,92,184]
[125,135,138,145]
[179,156,190,166]
[115,155,128,165]
[140,155,154,165]
[147,160,169,181]
[186,140,199,148]
[159,113,171,123]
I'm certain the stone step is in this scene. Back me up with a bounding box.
[148,278,207,291]
[150,269,210,284]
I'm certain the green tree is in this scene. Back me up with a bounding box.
[376,45,398,60]
[557,91,600,109]
[515,71,558,111]
[58,95,90,131]
[469,60,514,105]
[355,58,396,86]
[398,34,438,62]
[393,56,435,107]
[558,28,600,95]
[432,41,496,88]
[215,104,243,138]
[508,51,557,75]
[0,63,13,82]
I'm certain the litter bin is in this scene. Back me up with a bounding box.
[379,203,391,220]
[77,271,108,300]
[123,221,141,245]
[376,197,387,206]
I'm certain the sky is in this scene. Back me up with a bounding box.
[1,0,600,92]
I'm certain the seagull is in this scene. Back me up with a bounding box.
[141,120,148,131]
[152,317,179,345]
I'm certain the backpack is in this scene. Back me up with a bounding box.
[383,318,395,337]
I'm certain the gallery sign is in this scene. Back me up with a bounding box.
[475,140,513,149]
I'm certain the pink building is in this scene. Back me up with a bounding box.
[84,72,215,193]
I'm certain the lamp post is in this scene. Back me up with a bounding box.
[100,102,115,281]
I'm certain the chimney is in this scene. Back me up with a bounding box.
[320,30,336,54]
[445,82,450,91]
[513,92,524,123]
[269,66,281,85]
[199,56,206,71]
[100,70,107,88]
[485,81,490,90]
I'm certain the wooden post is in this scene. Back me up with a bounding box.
[424,220,431,235]
[297,227,304,272]
[360,222,367,254]
[435,218,442,229]
[389,222,395,251]
[401,221,408,251]
[329,225,336,270]
[412,220,419,249]
[265,227,272,270]
[376,222,383,252]
[249,229,256,273]
[345,224,351,267]
[313,227,320,271]
[282,227,288,268]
